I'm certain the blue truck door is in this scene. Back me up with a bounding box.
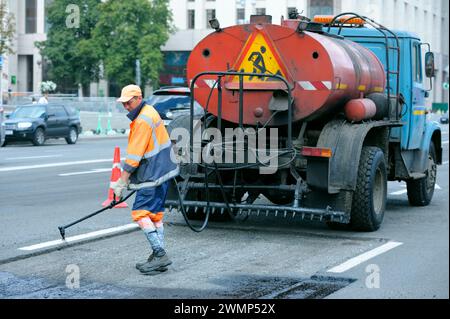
[408,41,426,149]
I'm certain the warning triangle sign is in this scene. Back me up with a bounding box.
[231,31,287,84]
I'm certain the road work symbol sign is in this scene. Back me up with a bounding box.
[232,32,287,83]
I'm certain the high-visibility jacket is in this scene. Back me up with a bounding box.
[123,103,179,189]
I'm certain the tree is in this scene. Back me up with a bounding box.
[0,0,15,56]
[92,0,173,90]
[36,0,101,94]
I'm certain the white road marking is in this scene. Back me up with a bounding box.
[327,241,403,273]
[390,189,408,196]
[59,168,111,176]
[0,158,125,173]
[18,223,139,251]
[5,155,62,160]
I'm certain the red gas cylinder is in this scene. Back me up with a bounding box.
[344,98,377,122]
[187,19,386,126]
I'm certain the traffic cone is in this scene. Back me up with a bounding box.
[102,146,128,208]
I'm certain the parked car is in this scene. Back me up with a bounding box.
[440,114,449,124]
[0,106,5,147]
[3,104,82,146]
[145,87,204,127]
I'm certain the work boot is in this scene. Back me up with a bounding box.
[141,266,169,276]
[139,252,172,274]
[135,253,154,270]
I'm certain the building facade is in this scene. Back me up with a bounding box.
[1,0,448,104]
[164,0,449,104]
[5,0,49,95]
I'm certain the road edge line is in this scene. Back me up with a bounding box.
[327,241,403,273]
[0,226,140,266]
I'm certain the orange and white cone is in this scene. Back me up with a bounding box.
[102,146,128,208]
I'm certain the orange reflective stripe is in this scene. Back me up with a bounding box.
[132,210,150,221]
[149,212,164,223]
[131,210,164,222]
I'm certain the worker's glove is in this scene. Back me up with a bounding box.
[111,178,129,199]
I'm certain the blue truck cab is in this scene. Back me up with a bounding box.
[327,18,442,207]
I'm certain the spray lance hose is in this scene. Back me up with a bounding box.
[57,191,136,240]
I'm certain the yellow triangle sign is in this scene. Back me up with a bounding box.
[232,31,287,83]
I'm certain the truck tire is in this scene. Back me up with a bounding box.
[407,142,437,207]
[350,146,387,231]
[32,127,46,146]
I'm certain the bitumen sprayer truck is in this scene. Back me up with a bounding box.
[164,11,443,232]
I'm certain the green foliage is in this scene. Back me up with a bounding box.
[38,0,173,91]
[93,0,173,88]
[0,0,16,56]
[36,0,101,88]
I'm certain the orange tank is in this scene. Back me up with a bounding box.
[344,98,377,122]
[186,18,386,126]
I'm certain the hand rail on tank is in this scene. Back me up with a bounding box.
[183,72,295,224]
[189,71,293,164]
[327,12,401,122]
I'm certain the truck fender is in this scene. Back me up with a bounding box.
[414,121,443,172]
[314,119,391,193]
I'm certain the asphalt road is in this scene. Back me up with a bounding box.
[0,126,448,299]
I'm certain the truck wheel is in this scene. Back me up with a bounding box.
[407,142,437,206]
[350,147,387,231]
[32,128,46,146]
[65,127,78,144]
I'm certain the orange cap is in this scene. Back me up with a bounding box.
[117,84,142,103]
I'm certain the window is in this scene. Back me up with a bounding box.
[187,9,195,29]
[64,106,79,117]
[255,8,266,15]
[206,9,216,28]
[236,8,245,24]
[412,43,422,83]
[25,0,37,34]
[309,0,333,18]
[48,106,68,118]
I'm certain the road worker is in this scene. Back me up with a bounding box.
[112,84,179,275]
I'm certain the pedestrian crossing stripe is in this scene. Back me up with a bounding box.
[231,31,287,84]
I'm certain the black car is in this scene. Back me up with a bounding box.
[3,104,82,146]
[145,87,204,126]
[440,114,449,124]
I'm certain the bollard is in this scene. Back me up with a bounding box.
[96,113,104,135]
